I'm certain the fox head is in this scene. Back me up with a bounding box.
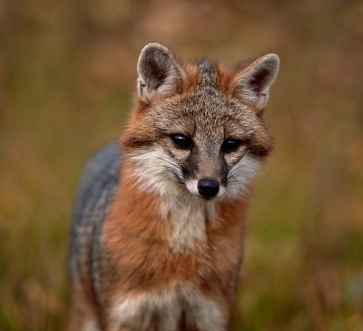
[122,43,279,203]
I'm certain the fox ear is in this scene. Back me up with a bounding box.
[136,43,186,101]
[231,54,279,112]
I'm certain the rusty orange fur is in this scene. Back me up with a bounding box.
[68,42,279,331]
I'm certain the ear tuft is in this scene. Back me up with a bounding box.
[137,43,186,101]
[231,53,280,111]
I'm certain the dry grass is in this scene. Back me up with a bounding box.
[1,0,363,330]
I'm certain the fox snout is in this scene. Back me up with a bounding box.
[183,152,228,200]
[186,177,225,200]
[197,178,219,198]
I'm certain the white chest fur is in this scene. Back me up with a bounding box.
[130,146,216,251]
[109,282,225,331]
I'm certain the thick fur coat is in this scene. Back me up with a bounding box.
[68,43,279,331]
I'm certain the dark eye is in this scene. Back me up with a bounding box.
[221,139,242,153]
[171,134,192,149]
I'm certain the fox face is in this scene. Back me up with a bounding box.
[123,43,279,206]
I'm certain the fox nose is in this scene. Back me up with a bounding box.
[198,178,219,198]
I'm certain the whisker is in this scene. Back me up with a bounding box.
[170,191,190,211]
[260,167,272,180]
[153,156,179,168]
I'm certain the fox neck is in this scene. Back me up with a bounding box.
[110,152,222,252]
[107,146,251,254]
[160,190,217,251]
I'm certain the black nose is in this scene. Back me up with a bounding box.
[198,178,219,198]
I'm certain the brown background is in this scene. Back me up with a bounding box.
[1,1,363,330]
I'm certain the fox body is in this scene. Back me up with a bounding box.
[68,43,279,331]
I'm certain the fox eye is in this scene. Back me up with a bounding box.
[171,134,192,149]
[222,139,242,153]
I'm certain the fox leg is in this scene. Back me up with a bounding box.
[68,286,100,331]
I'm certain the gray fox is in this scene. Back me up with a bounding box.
[68,42,279,331]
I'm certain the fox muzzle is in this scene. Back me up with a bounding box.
[197,178,219,198]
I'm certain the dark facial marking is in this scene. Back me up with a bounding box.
[219,153,229,186]
[181,146,199,180]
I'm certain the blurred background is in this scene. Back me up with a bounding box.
[1,0,363,330]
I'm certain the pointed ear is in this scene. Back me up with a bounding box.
[231,54,279,112]
[136,43,186,101]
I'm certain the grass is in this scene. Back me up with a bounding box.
[1,1,363,330]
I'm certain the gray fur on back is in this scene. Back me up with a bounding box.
[69,141,121,281]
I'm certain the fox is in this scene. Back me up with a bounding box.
[68,42,279,331]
